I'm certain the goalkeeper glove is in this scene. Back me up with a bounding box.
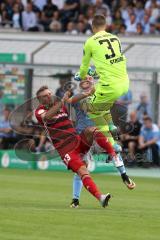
[88,67,97,77]
[74,72,81,81]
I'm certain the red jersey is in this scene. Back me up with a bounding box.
[35,104,80,156]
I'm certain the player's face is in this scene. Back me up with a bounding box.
[38,89,53,105]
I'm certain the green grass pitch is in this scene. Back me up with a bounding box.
[0,168,159,240]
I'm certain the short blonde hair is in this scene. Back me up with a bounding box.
[92,14,106,28]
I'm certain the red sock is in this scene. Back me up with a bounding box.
[82,175,101,200]
[94,131,115,156]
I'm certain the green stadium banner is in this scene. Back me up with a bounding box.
[91,154,117,173]
[0,53,26,63]
[0,53,26,105]
[0,150,117,173]
[0,150,36,169]
[36,154,67,171]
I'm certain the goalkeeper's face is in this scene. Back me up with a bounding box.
[38,89,53,105]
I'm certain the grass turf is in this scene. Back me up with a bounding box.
[0,168,159,240]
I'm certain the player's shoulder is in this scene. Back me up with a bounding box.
[90,31,120,41]
[84,34,94,45]
[35,105,46,117]
[107,32,120,40]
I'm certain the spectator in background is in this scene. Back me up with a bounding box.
[119,23,126,34]
[118,89,132,109]
[77,13,92,33]
[43,0,58,20]
[5,0,14,22]
[0,2,11,27]
[65,21,77,34]
[136,22,143,35]
[61,0,80,30]
[101,6,112,28]
[134,1,144,23]
[117,89,132,119]
[145,0,160,10]
[49,19,62,32]
[111,90,132,133]
[29,0,41,13]
[94,0,112,29]
[76,20,86,34]
[95,0,110,16]
[149,0,159,23]
[40,1,59,31]
[85,6,95,26]
[48,10,61,31]
[1,11,11,27]
[136,93,152,123]
[15,0,24,12]
[150,23,159,34]
[22,2,39,31]
[0,108,15,149]
[0,1,6,18]
[112,9,124,34]
[141,13,151,33]
[156,15,160,31]
[55,78,67,98]
[52,9,60,20]
[126,13,137,33]
[120,0,130,24]
[0,1,6,14]
[121,111,142,164]
[139,116,160,166]
[12,3,22,29]
[80,0,91,11]
[77,13,87,22]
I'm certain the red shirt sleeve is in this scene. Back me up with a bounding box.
[35,107,47,124]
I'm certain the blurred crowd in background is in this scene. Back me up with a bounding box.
[0,79,160,168]
[0,0,160,35]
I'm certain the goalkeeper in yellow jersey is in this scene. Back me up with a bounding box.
[74,14,129,145]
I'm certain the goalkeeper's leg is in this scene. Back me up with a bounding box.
[88,111,115,146]
[111,151,136,190]
[80,95,116,146]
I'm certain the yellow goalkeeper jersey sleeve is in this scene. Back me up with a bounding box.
[79,31,129,86]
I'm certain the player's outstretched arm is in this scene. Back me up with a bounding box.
[41,100,62,121]
[69,93,89,104]
[63,89,95,104]
[63,92,89,104]
[79,40,92,80]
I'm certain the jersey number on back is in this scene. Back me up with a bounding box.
[99,38,122,60]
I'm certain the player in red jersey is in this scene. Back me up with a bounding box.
[35,85,118,208]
